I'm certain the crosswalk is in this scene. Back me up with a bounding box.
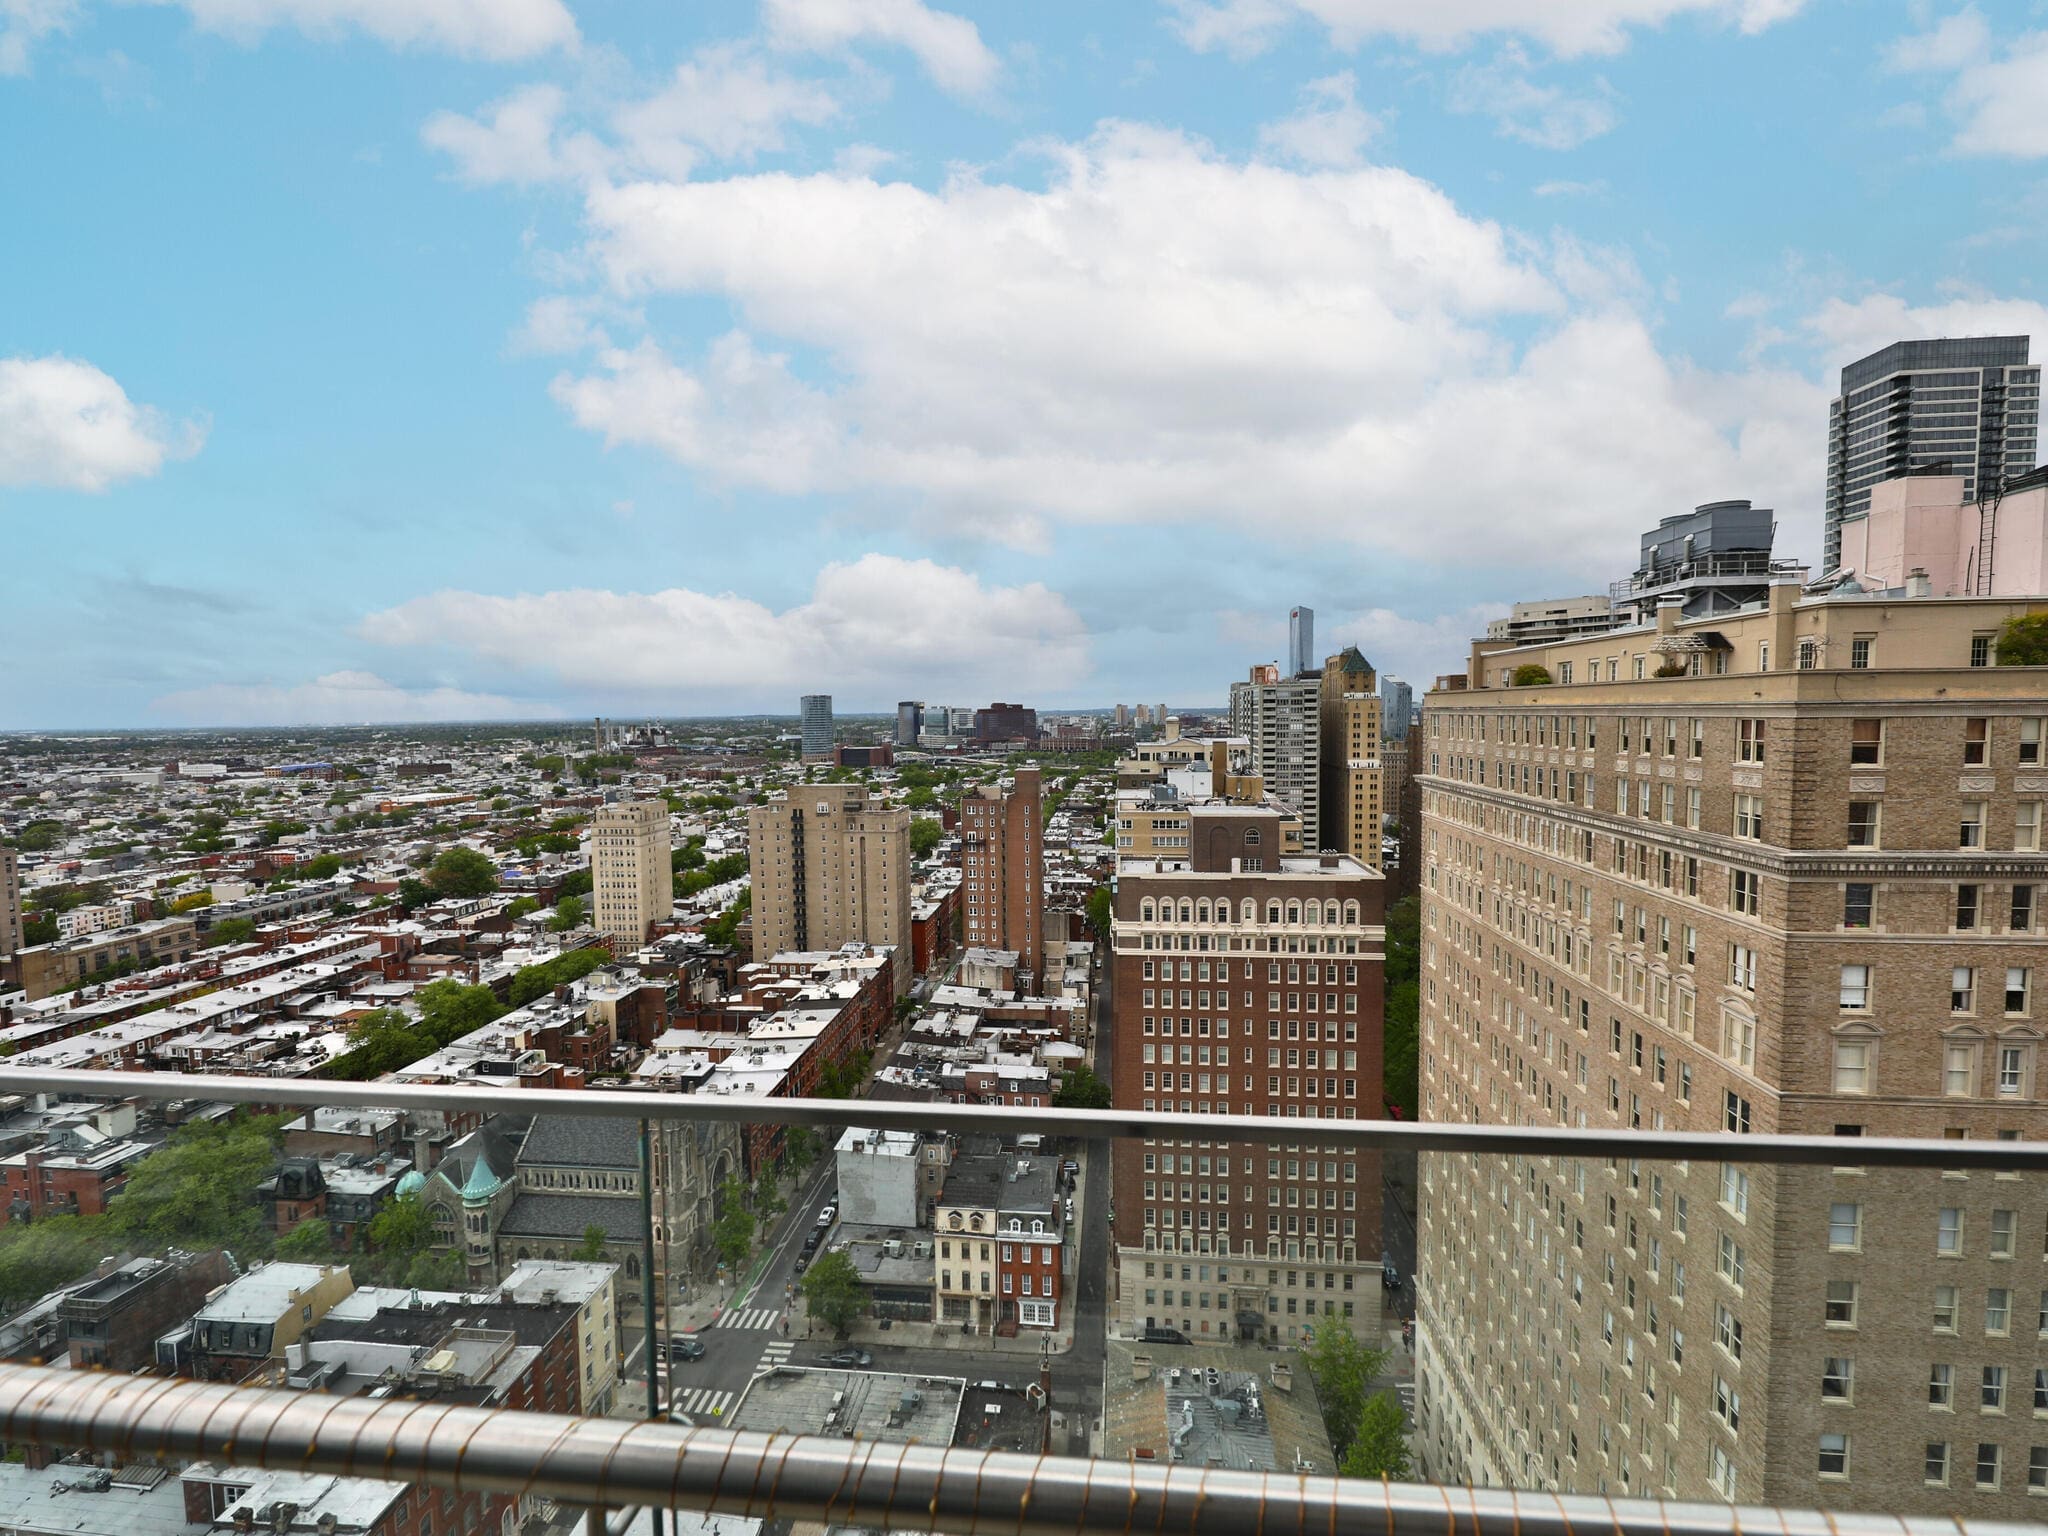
[718,1307,784,1331]
[1395,1382,1416,1416]
[670,1387,736,1418]
[759,1340,794,1371]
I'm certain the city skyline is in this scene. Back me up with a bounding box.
[6,3,2048,728]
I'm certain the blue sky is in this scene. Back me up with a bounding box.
[4,0,2046,727]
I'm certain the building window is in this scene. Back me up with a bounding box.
[1850,636,1872,669]
[1945,1042,1979,1097]
[1931,1363,1955,1408]
[1998,1043,2030,1097]
[1959,883,1982,930]
[1928,1441,1952,1486]
[1822,1356,1853,1402]
[1839,964,1870,1010]
[1937,1208,1963,1255]
[1828,1202,1862,1249]
[2022,719,2043,766]
[1977,1442,2002,1489]
[2006,968,2031,1015]
[2017,803,2042,853]
[1843,883,1873,928]
[1961,801,1988,849]
[1733,794,1763,840]
[1965,718,1990,766]
[1935,1285,1960,1330]
[1953,967,1977,1014]
[1824,1280,1857,1325]
[1818,1433,1849,1479]
[1847,801,1880,847]
[1850,719,1883,764]
[1972,634,1995,668]
[1737,719,1765,763]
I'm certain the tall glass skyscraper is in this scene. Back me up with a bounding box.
[799,693,834,759]
[1824,335,2039,574]
[1287,605,1315,678]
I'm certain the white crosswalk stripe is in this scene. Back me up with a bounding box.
[672,1389,734,1417]
[761,1341,794,1361]
[718,1307,782,1330]
[1395,1383,1416,1414]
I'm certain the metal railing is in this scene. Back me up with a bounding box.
[0,1364,2033,1536]
[4,1065,2046,1170]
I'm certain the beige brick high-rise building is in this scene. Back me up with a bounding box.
[961,765,1048,990]
[1320,647,1384,867]
[1415,578,2048,1517]
[748,785,912,995]
[590,800,673,952]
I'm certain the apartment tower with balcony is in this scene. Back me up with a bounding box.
[1109,801,1389,1347]
[1415,572,2048,1516]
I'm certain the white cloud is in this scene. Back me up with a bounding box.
[0,0,78,74]
[1257,71,1382,168]
[1803,291,2048,370]
[762,0,998,97]
[1882,7,1989,73]
[1532,178,1607,197]
[613,42,838,169]
[151,670,541,726]
[0,354,204,492]
[546,123,1832,573]
[159,0,576,60]
[361,554,1091,700]
[1881,12,2048,158]
[1449,45,1617,149]
[422,84,591,185]
[1166,0,1805,60]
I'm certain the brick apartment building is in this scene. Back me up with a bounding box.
[1109,801,1389,1346]
[961,766,1048,991]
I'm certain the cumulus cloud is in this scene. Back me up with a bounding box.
[422,83,595,185]
[151,670,541,726]
[361,554,1091,700]
[1803,291,2048,372]
[1257,71,1382,168]
[0,354,204,492]
[613,42,839,170]
[546,122,1826,571]
[762,0,998,97]
[1449,45,1618,149]
[1166,0,1805,60]
[1880,11,2048,158]
[159,0,576,60]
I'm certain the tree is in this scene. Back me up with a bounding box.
[546,895,586,932]
[414,979,506,1045]
[506,946,608,1007]
[328,1006,435,1080]
[275,1220,336,1261]
[397,877,433,913]
[703,890,750,948]
[426,846,499,899]
[1340,1392,1412,1479]
[783,1127,821,1175]
[506,896,540,920]
[575,1224,608,1261]
[299,853,344,879]
[210,917,257,947]
[711,1176,756,1267]
[366,1191,434,1257]
[0,1215,109,1312]
[109,1113,284,1255]
[1996,612,2048,667]
[1300,1322,1388,1459]
[1085,885,1113,936]
[816,1049,874,1099]
[170,890,214,913]
[1054,1062,1113,1109]
[800,1250,865,1338]
[1510,663,1553,687]
[909,816,943,858]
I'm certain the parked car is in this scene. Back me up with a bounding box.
[668,1335,706,1361]
[1139,1327,1191,1345]
[793,1254,810,1276]
[1064,1197,1075,1223]
[819,1347,872,1367]
[801,1228,822,1254]
[816,1203,838,1228]
[1382,1263,1403,1292]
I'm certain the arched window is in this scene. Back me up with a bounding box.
[1197,900,1211,924]
[1305,900,1321,925]
[1344,900,1360,924]
[1179,899,1193,923]
[626,1254,640,1278]
[1141,899,1156,922]
[1267,901,1282,924]
[970,1213,986,1231]
[948,1211,964,1230]
[1241,899,1257,923]
[1287,902,1301,925]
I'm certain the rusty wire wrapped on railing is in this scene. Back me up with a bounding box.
[1,1364,2038,1536]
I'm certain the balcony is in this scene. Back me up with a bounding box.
[0,1065,2038,1536]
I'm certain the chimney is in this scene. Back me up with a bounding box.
[1132,1353,1153,1381]
[1269,1362,1293,1393]
[1655,593,1685,636]
[1768,574,1801,670]
[1906,567,1933,599]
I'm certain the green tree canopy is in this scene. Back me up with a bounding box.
[1382,895,1420,1118]
[426,846,499,898]
[711,1176,756,1267]
[575,1225,608,1261]
[800,1249,865,1338]
[109,1113,284,1255]
[1054,1062,1113,1109]
[274,1219,336,1261]
[1510,663,1553,686]
[209,916,257,948]
[547,895,586,932]
[909,816,943,858]
[415,979,507,1044]
[506,946,608,1007]
[505,896,540,920]
[1996,612,2048,666]
[1085,885,1113,936]
[783,1127,821,1174]
[1300,1322,1389,1460]
[1340,1392,1412,1479]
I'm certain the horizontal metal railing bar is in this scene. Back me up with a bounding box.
[1,1064,2044,1170]
[0,1365,2033,1536]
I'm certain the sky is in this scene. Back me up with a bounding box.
[3,0,2047,728]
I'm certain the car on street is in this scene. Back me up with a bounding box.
[668,1335,706,1361]
[1139,1327,1191,1345]
[816,1203,837,1227]
[801,1228,822,1254]
[819,1347,872,1367]
[793,1254,810,1276]
[1064,1197,1075,1223]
